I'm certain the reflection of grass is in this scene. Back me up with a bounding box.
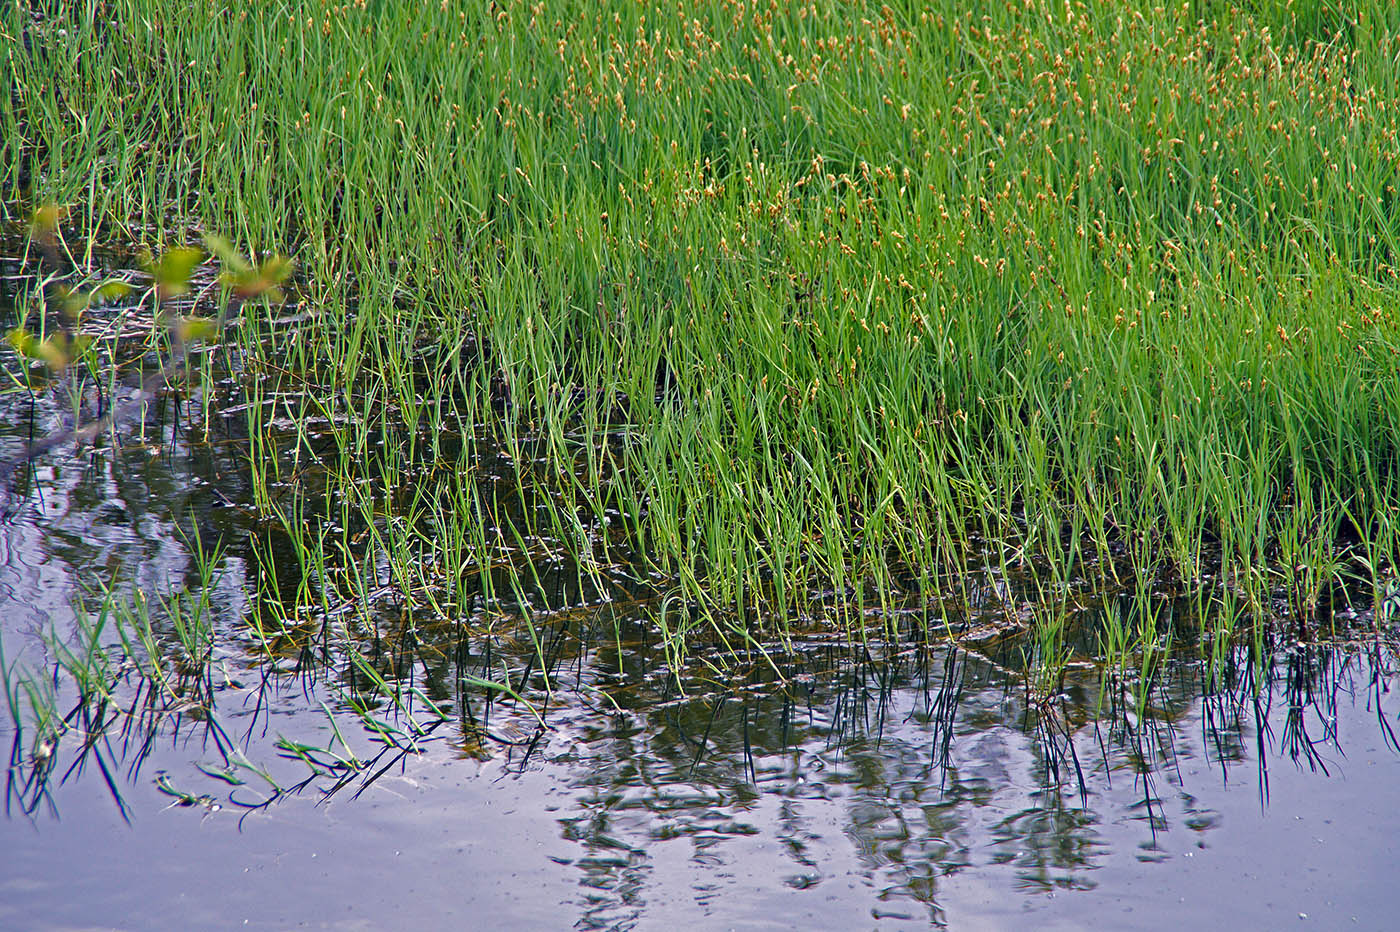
[4,530,1396,827]
[0,528,431,817]
[6,1,1400,667]
[2,553,228,819]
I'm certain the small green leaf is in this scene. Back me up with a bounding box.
[202,235,292,300]
[56,279,132,317]
[178,316,219,342]
[149,246,204,297]
[90,280,134,304]
[255,254,295,292]
[6,328,71,370]
[36,334,71,369]
[55,284,86,317]
[202,233,252,275]
[6,327,41,359]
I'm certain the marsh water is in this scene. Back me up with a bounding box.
[2,248,1399,930]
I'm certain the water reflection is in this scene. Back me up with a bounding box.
[3,421,1398,929]
[520,631,1394,928]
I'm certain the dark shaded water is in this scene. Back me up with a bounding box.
[2,244,1399,930]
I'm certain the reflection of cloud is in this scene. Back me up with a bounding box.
[533,636,1399,928]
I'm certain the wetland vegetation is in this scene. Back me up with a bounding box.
[2,0,1400,927]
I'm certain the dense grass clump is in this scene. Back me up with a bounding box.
[5,0,1400,655]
